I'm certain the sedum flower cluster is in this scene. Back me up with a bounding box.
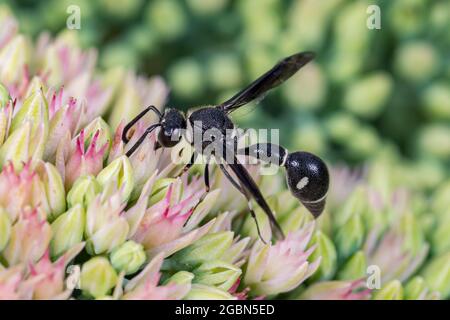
[4,0,449,176]
[0,7,448,300]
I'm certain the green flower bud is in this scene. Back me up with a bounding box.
[398,212,425,256]
[35,161,66,221]
[432,211,450,255]
[10,88,49,136]
[96,156,135,203]
[337,251,367,280]
[193,260,242,291]
[85,200,129,255]
[388,0,425,37]
[80,257,118,299]
[417,125,450,160]
[0,35,30,84]
[145,0,187,41]
[148,178,176,206]
[280,206,312,235]
[0,120,46,169]
[110,241,146,275]
[207,53,242,90]
[186,0,228,16]
[394,41,439,83]
[297,279,370,300]
[343,72,392,119]
[0,207,11,252]
[165,271,195,286]
[291,121,326,155]
[24,76,46,99]
[431,180,450,213]
[168,58,204,99]
[98,0,143,20]
[50,205,85,258]
[346,126,380,160]
[174,232,234,268]
[422,82,450,120]
[422,252,450,299]
[373,280,403,300]
[67,175,102,208]
[325,112,360,144]
[335,214,365,261]
[0,83,9,107]
[282,62,326,111]
[81,117,111,160]
[185,284,235,300]
[404,277,428,300]
[308,231,337,281]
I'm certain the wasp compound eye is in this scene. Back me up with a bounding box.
[284,151,329,218]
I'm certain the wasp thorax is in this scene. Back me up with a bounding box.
[284,151,329,218]
[158,108,186,147]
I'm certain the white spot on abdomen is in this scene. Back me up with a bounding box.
[296,177,309,190]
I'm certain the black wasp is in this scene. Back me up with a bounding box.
[122,52,330,242]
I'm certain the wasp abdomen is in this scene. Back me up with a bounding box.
[284,151,329,218]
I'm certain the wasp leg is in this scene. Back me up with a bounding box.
[122,105,162,144]
[125,123,161,157]
[218,163,267,244]
[176,151,197,178]
[227,155,285,240]
[204,163,210,192]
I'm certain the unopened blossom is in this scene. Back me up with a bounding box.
[110,241,146,275]
[308,230,337,281]
[37,31,113,124]
[28,243,84,300]
[3,207,52,265]
[121,253,190,300]
[421,252,450,299]
[44,88,82,160]
[0,120,46,169]
[404,276,440,300]
[193,260,242,291]
[244,222,320,296]
[373,280,404,300]
[109,121,177,197]
[0,82,11,143]
[0,207,11,251]
[298,279,371,300]
[172,231,234,268]
[0,86,49,169]
[0,266,24,300]
[66,175,102,208]
[131,179,217,259]
[96,155,134,203]
[85,189,129,255]
[165,271,195,286]
[0,8,18,51]
[80,256,118,299]
[10,87,49,137]
[56,126,109,190]
[337,250,367,280]
[0,34,30,88]
[0,161,65,222]
[50,205,85,258]
[185,284,236,300]
[364,219,429,284]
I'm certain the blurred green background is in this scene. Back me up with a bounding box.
[3,0,449,179]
